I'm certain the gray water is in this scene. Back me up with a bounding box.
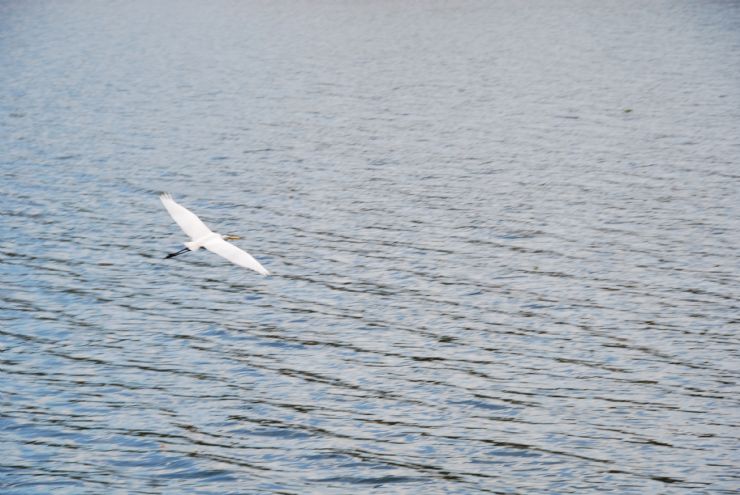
[1,1,739,493]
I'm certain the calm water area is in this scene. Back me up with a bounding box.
[1,1,739,493]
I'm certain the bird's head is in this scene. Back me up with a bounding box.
[223,234,242,241]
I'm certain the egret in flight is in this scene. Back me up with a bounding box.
[160,193,270,276]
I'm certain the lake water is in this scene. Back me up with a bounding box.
[1,1,739,493]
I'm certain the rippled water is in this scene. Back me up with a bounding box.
[2,1,739,493]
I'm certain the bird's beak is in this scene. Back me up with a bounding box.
[225,234,241,240]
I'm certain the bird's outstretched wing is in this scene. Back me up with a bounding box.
[205,238,270,276]
[160,193,213,240]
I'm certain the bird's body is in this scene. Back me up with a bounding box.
[184,231,227,252]
[160,193,270,276]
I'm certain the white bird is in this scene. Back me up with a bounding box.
[160,193,270,276]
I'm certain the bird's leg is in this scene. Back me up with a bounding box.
[165,247,191,259]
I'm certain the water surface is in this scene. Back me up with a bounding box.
[1,1,739,493]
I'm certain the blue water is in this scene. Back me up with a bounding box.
[1,1,739,493]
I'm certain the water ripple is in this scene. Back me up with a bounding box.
[2,0,739,493]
